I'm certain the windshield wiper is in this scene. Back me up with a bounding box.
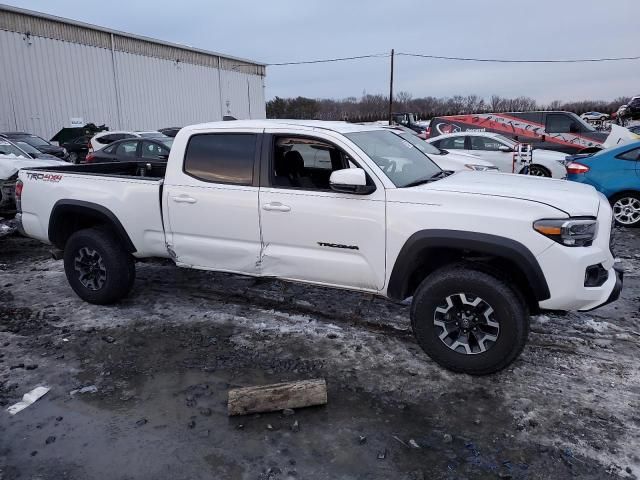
[402,170,449,188]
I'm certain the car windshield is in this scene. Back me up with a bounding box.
[570,113,596,132]
[0,140,30,158]
[17,135,50,147]
[139,132,168,139]
[492,134,517,147]
[396,132,442,155]
[346,130,442,188]
[159,138,173,149]
[14,141,41,155]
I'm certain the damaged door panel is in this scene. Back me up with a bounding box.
[164,130,263,274]
[258,130,386,290]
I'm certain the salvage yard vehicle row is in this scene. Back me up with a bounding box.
[15,120,623,375]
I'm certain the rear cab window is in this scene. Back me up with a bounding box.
[183,133,258,185]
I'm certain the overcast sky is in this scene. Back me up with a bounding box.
[6,0,640,103]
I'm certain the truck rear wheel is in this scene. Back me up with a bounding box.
[410,266,529,375]
[63,227,135,304]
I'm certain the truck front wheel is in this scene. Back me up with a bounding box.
[63,227,136,304]
[410,266,529,375]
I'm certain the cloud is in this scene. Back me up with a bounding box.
[7,0,640,102]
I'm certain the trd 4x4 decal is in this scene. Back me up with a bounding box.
[26,172,63,182]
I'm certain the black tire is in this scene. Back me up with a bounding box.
[63,227,135,304]
[410,266,529,375]
[68,152,78,164]
[610,192,640,227]
[526,165,551,177]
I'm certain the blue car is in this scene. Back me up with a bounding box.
[566,140,640,227]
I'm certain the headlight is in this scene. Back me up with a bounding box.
[465,164,499,171]
[533,218,597,247]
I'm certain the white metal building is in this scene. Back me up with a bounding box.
[0,4,266,139]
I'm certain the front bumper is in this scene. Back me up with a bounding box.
[582,266,623,311]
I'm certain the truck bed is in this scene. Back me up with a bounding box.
[27,161,167,180]
[19,161,169,258]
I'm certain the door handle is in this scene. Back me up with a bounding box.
[262,202,291,212]
[171,195,197,204]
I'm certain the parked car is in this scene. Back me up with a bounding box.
[566,140,640,227]
[89,131,139,152]
[159,127,181,137]
[426,131,567,178]
[428,111,608,154]
[85,137,173,163]
[382,126,499,172]
[0,143,66,216]
[627,96,640,118]
[11,140,60,160]
[581,112,609,122]
[16,120,621,375]
[391,112,424,134]
[0,132,68,159]
[61,136,91,164]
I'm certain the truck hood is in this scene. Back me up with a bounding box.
[408,171,600,216]
[0,155,66,180]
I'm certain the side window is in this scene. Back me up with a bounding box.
[617,148,640,161]
[470,136,504,151]
[272,137,350,190]
[546,114,579,134]
[115,140,139,157]
[439,136,466,150]
[184,133,256,185]
[141,141,166,159]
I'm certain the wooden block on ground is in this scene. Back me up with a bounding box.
[228,379,327,416]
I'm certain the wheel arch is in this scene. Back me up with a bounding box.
[49,200,136,253]
[387,230,550,308]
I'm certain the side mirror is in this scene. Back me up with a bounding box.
[498,145,512,152]
[541,134,546,142]
[330,168,375,195]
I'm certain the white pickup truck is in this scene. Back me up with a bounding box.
[16,120,622,375]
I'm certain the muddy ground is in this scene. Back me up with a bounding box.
[0,224,639,480]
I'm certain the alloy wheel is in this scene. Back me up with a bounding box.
[74,247,107,290]
[433,293,500,354]
[613,197,640,226]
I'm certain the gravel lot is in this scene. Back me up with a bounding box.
[1,222,639,480]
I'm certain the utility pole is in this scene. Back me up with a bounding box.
[388,48,394,125]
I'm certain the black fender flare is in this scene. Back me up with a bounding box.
[49,199,136,253]
[386,229,550,301]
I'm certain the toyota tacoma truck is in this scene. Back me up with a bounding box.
[15,120,623,375]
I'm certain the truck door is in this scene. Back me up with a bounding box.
[163,130,263,274]
[258,130,386,291]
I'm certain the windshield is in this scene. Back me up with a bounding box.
[346,130,442,187]
[139,132,168,139]
[0,140,30,158]
[492,134,517,147]
[159,138,173,149]
[16,135,50,147]
[397,132,442,155]
[569,113,596,132]
[14,141,40,155]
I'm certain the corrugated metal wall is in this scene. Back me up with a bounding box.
[0,28,265,139]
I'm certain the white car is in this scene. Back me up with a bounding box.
[427,132,567,178]
[17,120,621,375]
[581,112,609,122]
[382,126,498,172]
[89,131,169,152]
[0,145,66,216]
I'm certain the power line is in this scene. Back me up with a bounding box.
[265,51,640,66]
[396,52,640,63]
[267,53,389,66]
